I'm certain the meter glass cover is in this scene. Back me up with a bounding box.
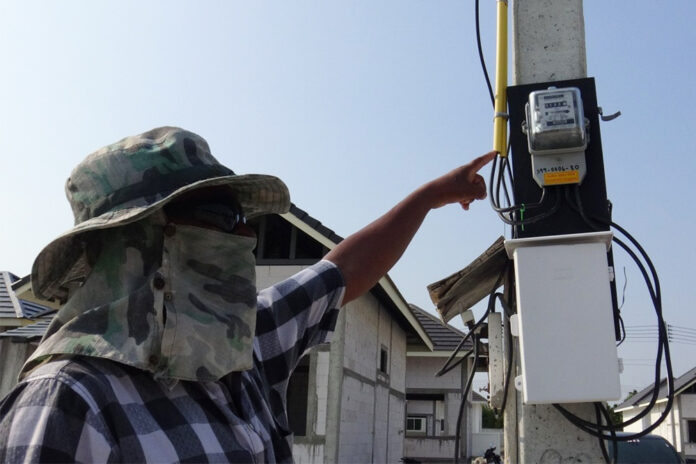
[527,88,586,154]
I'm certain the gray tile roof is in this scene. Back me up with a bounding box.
[287,204,344,244]
[616,365,696,410]
[409,304,471,352]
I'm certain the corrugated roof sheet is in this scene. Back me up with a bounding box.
[0,319,52,341]
[1,271,56,341]
[0,272,21,318]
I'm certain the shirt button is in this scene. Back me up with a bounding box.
[164,292,173,301]
[153,275,166,290]
[164,223,176,237]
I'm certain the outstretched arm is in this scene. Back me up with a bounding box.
[325,151,496,304]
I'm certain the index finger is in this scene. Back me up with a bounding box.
[468,151,498,174]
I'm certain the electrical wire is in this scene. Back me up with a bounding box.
[454,334,479,464]
[594,403,618,464]
[475,0,494,107]
[553,186,674,440]
[476,0,560,231]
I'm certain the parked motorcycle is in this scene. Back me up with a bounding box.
[484,446,502,464]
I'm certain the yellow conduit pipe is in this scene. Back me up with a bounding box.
[493,0,508,156]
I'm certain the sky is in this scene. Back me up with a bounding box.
[1,1,694,402]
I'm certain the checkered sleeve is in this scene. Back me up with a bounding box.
[254,260,345,387]
[0,372,114,463]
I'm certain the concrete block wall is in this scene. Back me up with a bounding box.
[337,293,408,463]
[314,351,331,435]
[445,391,462,436]
[342,296,380,380]
[0,339,37,399]
[388,392,406,462]
[373,385,389,462]
[257,264,411,463]
[337,375,376,463]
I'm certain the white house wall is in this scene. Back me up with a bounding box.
[255,265,307,290]
[681,393,696,417]
[406,355,462,390]
[682,393,696,458]
[623,403,683,454]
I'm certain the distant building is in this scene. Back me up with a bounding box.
[405,304,500,463]
[615,366,696,461]
[0,271,56,397]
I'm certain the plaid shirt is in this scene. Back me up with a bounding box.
[0,260,344,463]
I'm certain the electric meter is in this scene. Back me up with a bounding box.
[526,87,587,155]
[523,87,589,187]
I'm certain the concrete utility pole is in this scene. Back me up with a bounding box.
[503,1,606,462]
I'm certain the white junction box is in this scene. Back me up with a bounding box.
[505,232,621,404]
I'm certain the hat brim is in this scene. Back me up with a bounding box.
[32,173,290,301]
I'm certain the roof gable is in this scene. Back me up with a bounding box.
[616,365,696,411]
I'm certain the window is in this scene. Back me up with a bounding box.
[287,356,310,436]
[379,346,388,374]
[688,420,696,443]
[406,416,426,434]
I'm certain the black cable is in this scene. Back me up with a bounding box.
[495,187,562,226]
[454,335,480,464]
[599,402,618,464]
[475,0,494,107]
[494,293,514,419]
[616,316,626,347]
[553,186,674,439]
[595,404,611,464]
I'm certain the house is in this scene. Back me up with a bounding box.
[0,272,56,397]
[615,366,696,461]
[404,304,501,463]
[1,204,440,464]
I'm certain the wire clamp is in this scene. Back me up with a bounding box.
[598,106,622,122]
[494,111,509,120]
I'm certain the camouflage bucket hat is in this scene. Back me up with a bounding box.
[32,126,290,301]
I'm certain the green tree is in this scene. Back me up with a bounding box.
[482,404,504,429]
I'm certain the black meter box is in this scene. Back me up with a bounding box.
[507,77,611,239]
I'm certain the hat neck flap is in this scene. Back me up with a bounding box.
[23,214,258,382]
